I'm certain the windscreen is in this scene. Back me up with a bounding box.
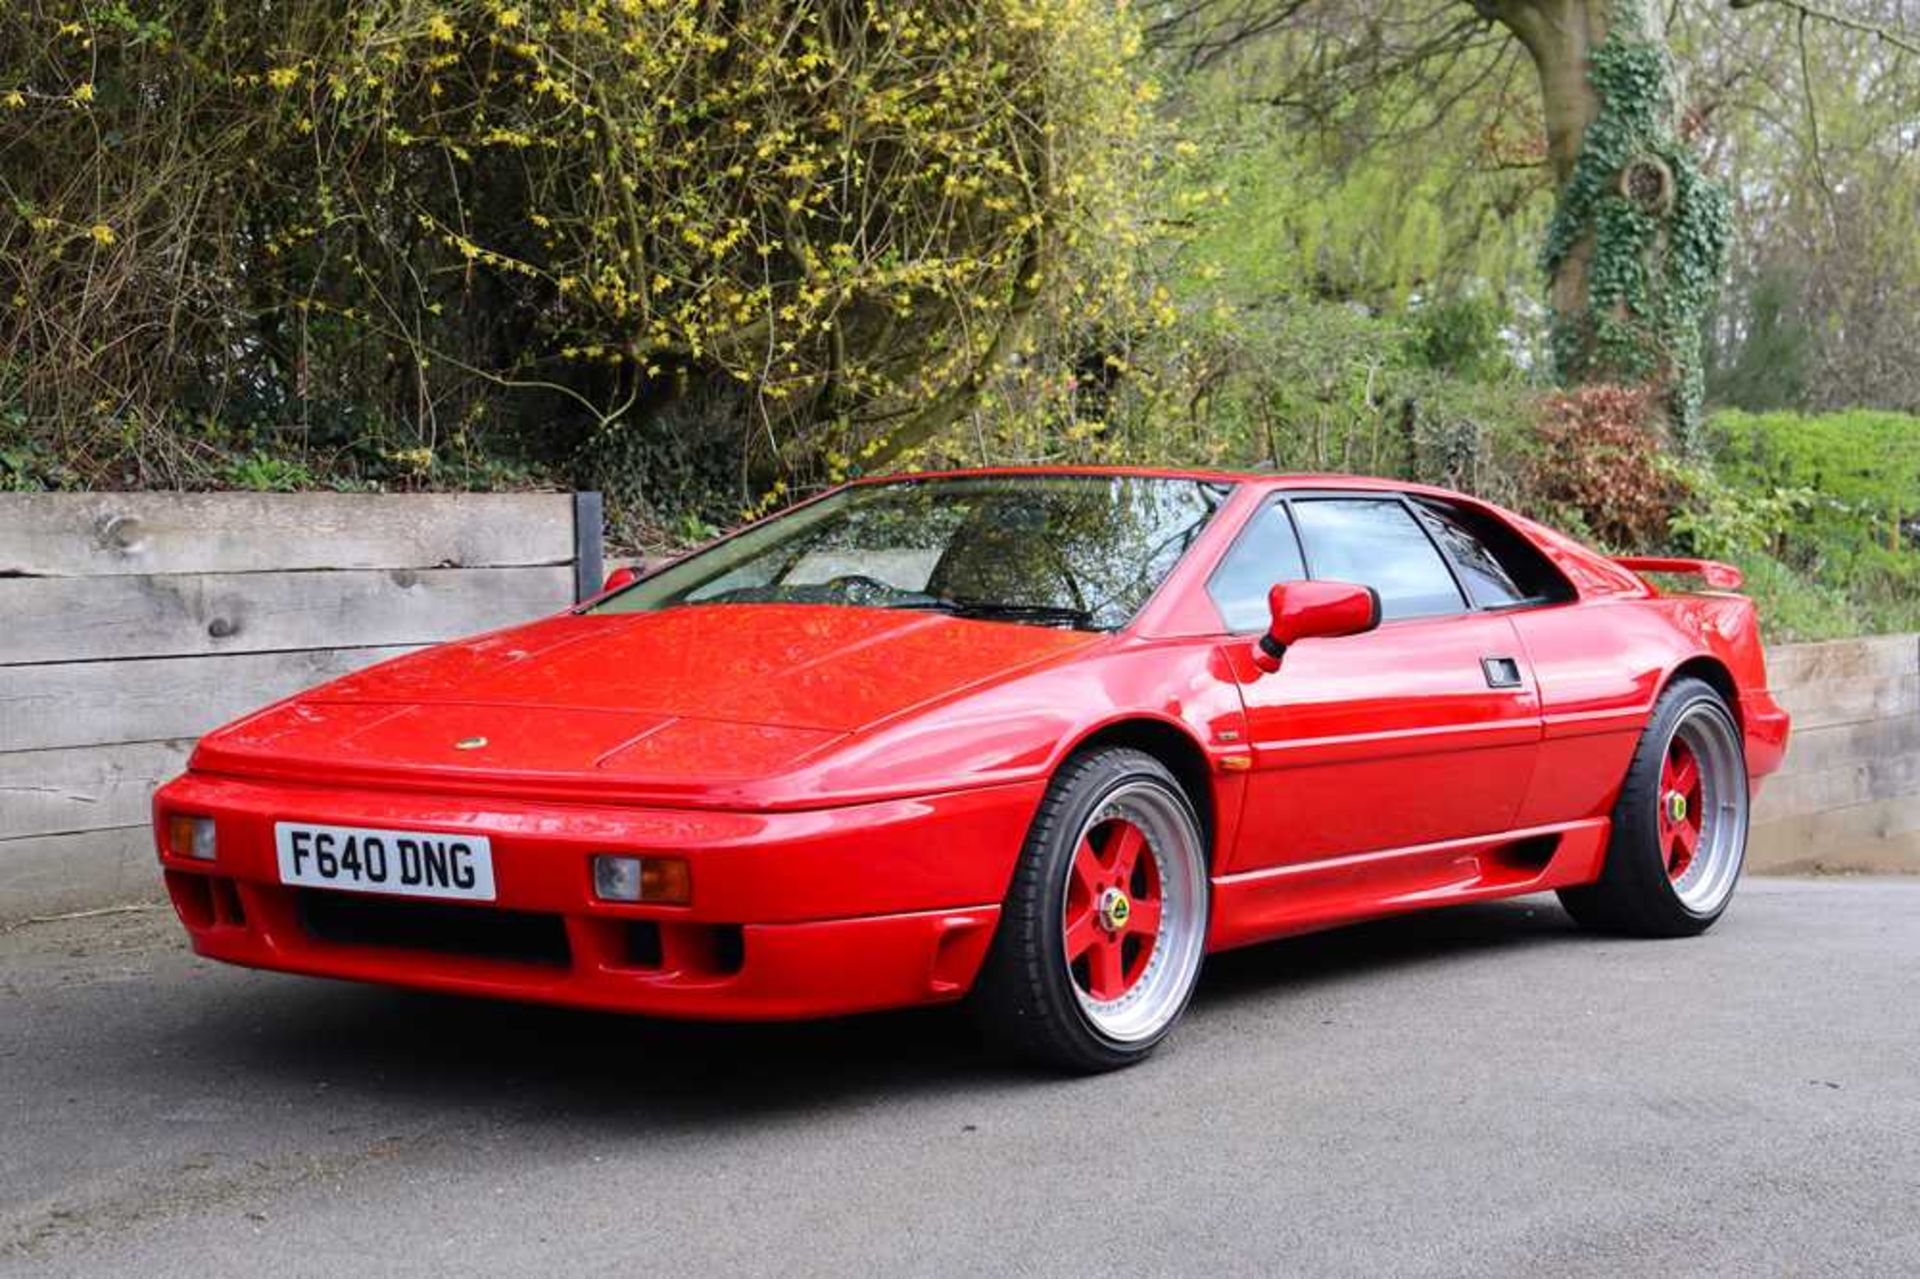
[591,474,1231,630]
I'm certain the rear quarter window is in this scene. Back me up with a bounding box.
[1413,499,1575,608]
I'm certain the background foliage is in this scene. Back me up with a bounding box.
[2,0,1155,533]
[3,0,1915,637]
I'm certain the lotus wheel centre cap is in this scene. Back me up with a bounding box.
[1665,790,1688,823]
[1097,887,1132,933]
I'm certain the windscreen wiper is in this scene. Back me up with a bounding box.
[882,595,1096,627]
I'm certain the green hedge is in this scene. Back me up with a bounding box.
[1697,409,1920,641]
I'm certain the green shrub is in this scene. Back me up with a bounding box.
[1408,295,1514,382]
[1707,410,1919,535]
[1657,455,1816,561]
[1681,408,1920,640]
[1726,551,1874,643]
[222,454,320,493]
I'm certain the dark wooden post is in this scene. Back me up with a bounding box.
[572,491,604,604]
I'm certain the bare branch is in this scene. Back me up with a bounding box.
[1794,9,1839,227]
[1729,0,1920,57]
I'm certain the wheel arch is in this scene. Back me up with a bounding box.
[1062,718,1218,860]
[1665,654,1742,729]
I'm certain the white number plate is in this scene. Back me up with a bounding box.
[274,822,495,902]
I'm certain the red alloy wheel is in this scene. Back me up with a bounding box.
[1063,815,1163,1003]
[1658,736,1705,881]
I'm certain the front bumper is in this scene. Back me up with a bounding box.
[153,772,1042,1019]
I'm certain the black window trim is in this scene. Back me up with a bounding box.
[1208,487,1573,635]
[1407,493,1576,613]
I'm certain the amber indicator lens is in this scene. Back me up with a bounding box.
[169,815,217,862]
[593,855,690,904]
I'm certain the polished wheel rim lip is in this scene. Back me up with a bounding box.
[1060,780,1207,1045]
[1659,701,1748,914]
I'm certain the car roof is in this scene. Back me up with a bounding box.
[854,465,1644,627]
[855,464,1468,501]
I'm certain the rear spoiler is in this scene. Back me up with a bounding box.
[1613,556,1745,591]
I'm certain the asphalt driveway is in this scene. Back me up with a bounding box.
[4,877,1917,1275]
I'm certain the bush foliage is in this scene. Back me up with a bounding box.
[1684,409,1920,640]
[1525,384,1676,548]
[3,1,1915,643]
[2,0,1155,526]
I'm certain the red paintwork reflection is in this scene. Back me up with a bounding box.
[309,605,1097,731]
[156,468,1789,1022]
[1227,611,1541,867]
[1615,556,1745,591]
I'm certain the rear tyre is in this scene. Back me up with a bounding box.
[972,747,1209,1073]
[1558,677,1749,937]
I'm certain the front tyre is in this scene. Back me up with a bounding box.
[1559,676,1750,937]
[973,747,1209,1073]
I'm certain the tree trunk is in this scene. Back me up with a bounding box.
[1497,0,1618,328]
[1477,0,1728,441]
[1488,0,1622,184]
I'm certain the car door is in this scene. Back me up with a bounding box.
[1210,493,1543,873]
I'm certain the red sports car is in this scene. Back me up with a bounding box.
[155,469,1790,1070]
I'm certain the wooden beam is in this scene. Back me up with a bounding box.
[0,492,575,578]
[1748,795,1920,875]
[1,566,571,666]
[1754,751,1920,822]
[1767,633,1918,687]
[0,826,160,922]
[1771,674,1918,732]
[0,739,192,839]
[1763,715,1920,780]
[0,646,417,753]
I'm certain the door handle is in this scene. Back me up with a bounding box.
[1481,656,1524,689]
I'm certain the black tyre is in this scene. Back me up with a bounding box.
[1558,676,1750,937]
[972,747,1210,1073]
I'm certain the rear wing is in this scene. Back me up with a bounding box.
[1613,556,1745,591]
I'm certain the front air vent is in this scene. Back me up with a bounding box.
[297,891,571,968]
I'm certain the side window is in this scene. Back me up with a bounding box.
[1414,499,1574,608]
[1207,501,1307,631]
[1291,498,1466,621]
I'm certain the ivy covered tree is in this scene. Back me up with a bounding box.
[1479,0,1727,440]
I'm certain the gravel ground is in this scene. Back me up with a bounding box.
[3,876,1917,1276]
